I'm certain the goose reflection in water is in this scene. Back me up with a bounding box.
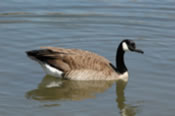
[116,80,139,116]
[26,75,140,116]
[26,75,115,100]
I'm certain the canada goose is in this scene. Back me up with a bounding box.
[26,39,143,81]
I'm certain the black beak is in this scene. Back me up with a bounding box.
[133,48,144,54]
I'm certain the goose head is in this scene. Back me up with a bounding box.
[121,40,144,54]
[121,39,144,54]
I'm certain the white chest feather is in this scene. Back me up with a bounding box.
[41,63,63,78]
[119,72,129,82]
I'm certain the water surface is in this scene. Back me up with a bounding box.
[0,0,175,116]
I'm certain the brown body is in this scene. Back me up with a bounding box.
[37,47,124,80]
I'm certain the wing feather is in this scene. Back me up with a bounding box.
[30,47,115,76]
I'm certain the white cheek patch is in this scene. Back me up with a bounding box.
[122,42,129,52]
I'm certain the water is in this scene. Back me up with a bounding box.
[0,0,175,115]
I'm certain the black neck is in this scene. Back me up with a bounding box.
[116,43,127,74]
